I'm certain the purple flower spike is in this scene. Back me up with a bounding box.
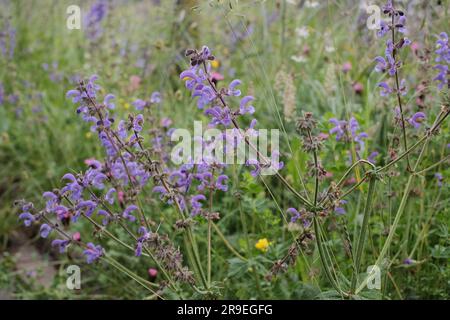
[433,64,448,90]
[435,32,450,64]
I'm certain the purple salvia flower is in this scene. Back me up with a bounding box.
[39,224,52,238]
[204,106,232,127]
[435,173,443,188]
[61,173,83,201]
[334,200,347,215]
[239,96,255,115]
[103,94,115,110]
[378,82,393,96]
[135,226,151,257]
[132,114,144,132]
[377,20,390,38]
[396,15,407,34]
[403,258,413,265]
[227,79,242,96]
[433,64,448,90]
[191,194,206,216]
[179,70,201,91]
[374,56,388,73]
[97,209,110,226]
[91,172,107,189]
[408,112,426,129]
[215,175,229,192]
[75,200,97,221]
[83,242,103,264]
[54,205,70,221]
[52,239,70,253]
[43,191,58,211]
[381,0,394,15]
[133,99,147,111]
[150,91,161,104]
[329,118,346,141]
[349,117,359,137]
[105,188,116,204]
[192,85,216,109]
[245,159,261,177]
[19,212,34,227]
[368,151,379,164]
[84,0,108,41]
[287,208,301,223]
[246,119,259,138]
[66,89,82,103]
[435,32,450,64]
[123,205,138,222]
[354,132,368,150]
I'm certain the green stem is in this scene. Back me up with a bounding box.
[313,216,345,296]
[350,176,376,293]
[212,223,247,261]
[355,141,428,294]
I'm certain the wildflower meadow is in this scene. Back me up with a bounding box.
[0,0,449,302]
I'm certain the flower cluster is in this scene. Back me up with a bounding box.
[433,32,450,90]
[16,75,198,282]
[84,0,108,41]
[328,116,368,152]
[179,45,282,197]
[0,18,16,59]
[373,1,410,97]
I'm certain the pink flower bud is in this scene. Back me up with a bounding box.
[72,232,81,241]
[148,268,158,279]
[342,62,352,73]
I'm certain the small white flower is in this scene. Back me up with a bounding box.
[325,45,335,53]
[295,26,309,38]
[291,55,306,63]
[305,1,319,8]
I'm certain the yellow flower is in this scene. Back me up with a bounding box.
[124,102,130,110]
[211,59,220,68]
[85,132,92,139]
[255,238,270,252]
